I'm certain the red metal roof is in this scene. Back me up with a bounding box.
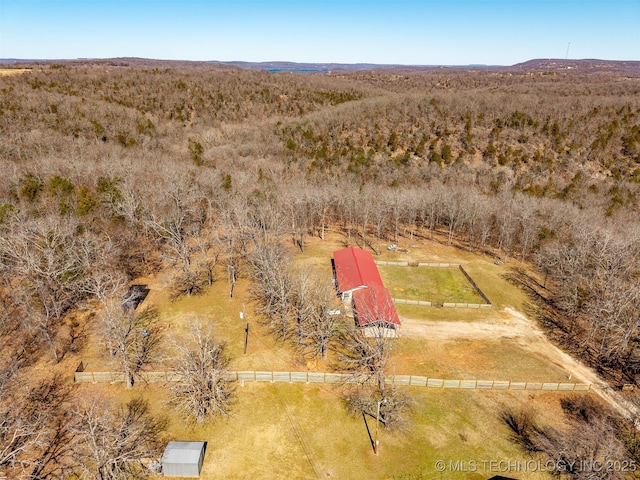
[333,246,384,293]
[333,246,400,327]
[352,286,401,327]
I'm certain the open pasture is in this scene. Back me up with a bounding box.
[379,264,484,304]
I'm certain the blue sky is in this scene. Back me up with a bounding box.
[1,0,638,65]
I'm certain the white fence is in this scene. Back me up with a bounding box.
[73,370,591,392]
[392,298,492,309]
[376,261,461,268]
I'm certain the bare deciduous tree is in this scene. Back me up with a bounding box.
[100,305,162,389]
[249,237,293,340]
[504,396,635,480]
[169,320,234,423]
[70,396,166,480]
[290,267,342,359]
[339,323,395,391]
[0,373,74,480]
[336,285,411,430]
[337,285,399,389]
[345,386,412,431]
[283,186,312,252]
[145,178,207,297]
[0,216,91,363]
[534,397,628,480]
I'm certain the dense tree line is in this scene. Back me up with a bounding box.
[1,62,639,476]
[503,395,640,480]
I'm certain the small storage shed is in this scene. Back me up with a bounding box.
[161,441,206,478]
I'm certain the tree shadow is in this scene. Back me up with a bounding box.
[58,312,91,361]
[169,272,207,301]
[502,266,630,385]
[502,267,571,338]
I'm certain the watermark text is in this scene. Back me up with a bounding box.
[434,458,637,474]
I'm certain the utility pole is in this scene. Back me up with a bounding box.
[228,264,235,298]
[241,305,249,354]
[374,398,387,455]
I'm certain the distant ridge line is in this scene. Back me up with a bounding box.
[1,57,638,74]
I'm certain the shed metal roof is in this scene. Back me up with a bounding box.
[162,441,205,464]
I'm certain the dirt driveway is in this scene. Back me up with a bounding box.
[400,307,640,420]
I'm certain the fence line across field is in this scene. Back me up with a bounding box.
[73,369,592,392]
[391,298,492,309]
[375,261,461,268]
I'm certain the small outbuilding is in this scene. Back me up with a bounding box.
[122,284,150,312]
[161,441,206,478]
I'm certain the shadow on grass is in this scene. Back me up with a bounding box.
[361,412,375,453]
[503,266,572,338]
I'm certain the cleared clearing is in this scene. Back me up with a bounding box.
[72,231,632,479]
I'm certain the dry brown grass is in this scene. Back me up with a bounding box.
[0,68,32,76]
[74,268,305,374]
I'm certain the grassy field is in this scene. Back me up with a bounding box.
[72,231,589,479]
[392,337,571,382]
[379,265,484,304]
[85,381,558,480]
[79,273,309,373]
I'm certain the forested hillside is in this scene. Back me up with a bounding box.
[1,62,640,477]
